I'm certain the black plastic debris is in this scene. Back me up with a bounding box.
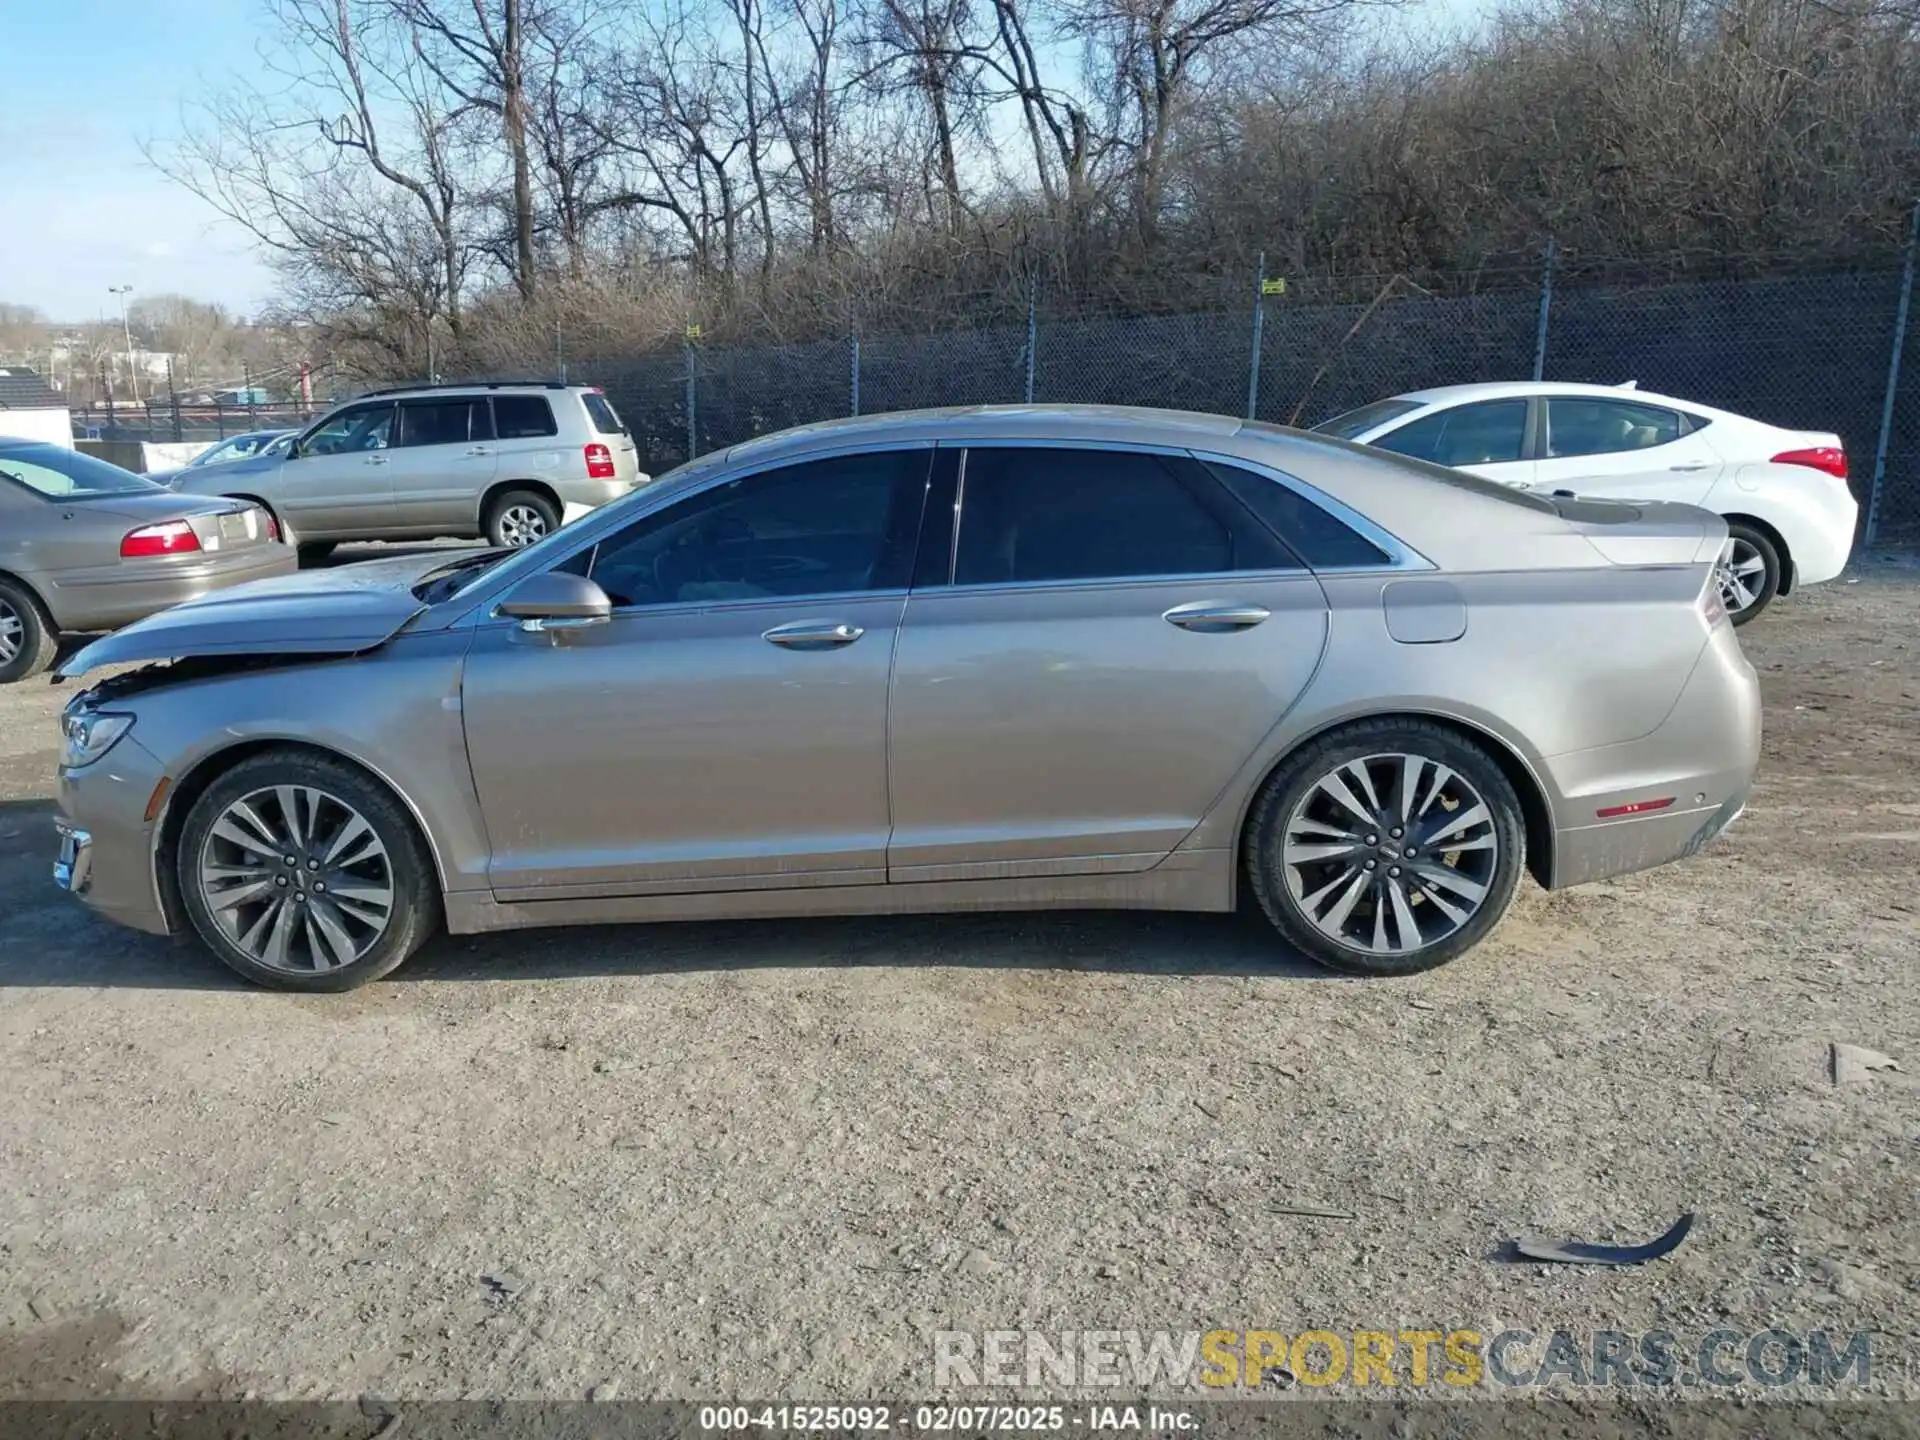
[1509,1212,1695,1265]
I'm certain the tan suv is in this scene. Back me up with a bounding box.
[171,381,648,563]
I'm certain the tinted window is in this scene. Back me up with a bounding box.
[954,447,1289,585]
[301,404,392,456]
[397,399,486,448]
[0,442,160,498]
[1205,461,1392,568]
[581,449,930,607]
[494,395,559,439]
[1311,398,1423,440]
[582,392,626,435]
[1545,398,1684,458]
[1373,399,1527,467]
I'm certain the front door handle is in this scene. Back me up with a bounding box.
[365,454,389,466]
[762,620,865,650]
[1163,601,1271,633]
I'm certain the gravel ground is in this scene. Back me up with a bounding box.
[0,551,1915,1417]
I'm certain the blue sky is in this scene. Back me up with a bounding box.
[0,1,280,321]
[2,0,1491,324]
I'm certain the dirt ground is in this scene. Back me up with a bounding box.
[0,551,1915,1419]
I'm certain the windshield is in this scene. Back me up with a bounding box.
[411,550,513,605]
[0,442,163,499]
[1310,398,1424,440]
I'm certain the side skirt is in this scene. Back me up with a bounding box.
[444,849,1234,936]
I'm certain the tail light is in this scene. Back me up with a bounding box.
[121,521,202,558]
[261,510,280,542]
[584,442,616,479]
[1771,446,1846,480]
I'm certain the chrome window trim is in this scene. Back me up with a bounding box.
[447,439,941,625]
[924,569,1328,601]
[482,587,912,628]
[1187,448,1436,573]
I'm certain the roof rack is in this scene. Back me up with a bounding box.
[355,378,573,398]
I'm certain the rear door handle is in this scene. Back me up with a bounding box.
[365,454,389,466]
[467,446,493,457]
[1163,601,1271,633]
[1669,463,1712,472]
[762,621,865,650]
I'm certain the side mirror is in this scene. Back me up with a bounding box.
[495,571,613,634]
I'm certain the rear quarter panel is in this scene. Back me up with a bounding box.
[1175,564,1714,853]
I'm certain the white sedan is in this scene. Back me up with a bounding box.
[1313,382,1858,624]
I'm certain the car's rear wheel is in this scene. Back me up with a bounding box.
[296,540,337,566]
[0,578,58,684]
[1245,718,1526,976]
[177,750,441,991]
[485,489,560,548]
[1718,524,1780,626]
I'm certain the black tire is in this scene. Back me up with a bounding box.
[176,748,441,991]
[296,540,338,566]
[484,488,561,548]
[1244,717,1527,977]
[0,577,58,684]
[1720,523,1781,626]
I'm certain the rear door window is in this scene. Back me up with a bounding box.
[1544,398,1685,457]
[953,447,1292,585]
[397,399,487,448]
[1373,399,1528,467]
[493,395,559,440]
[1204,461,1393,568]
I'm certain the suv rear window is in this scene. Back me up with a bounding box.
[493,395,559,439]
[582,392,627,435]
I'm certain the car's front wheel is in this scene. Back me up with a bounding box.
[1718,523,1780,626]
[1245,718,1526,976]
[176,749,441,991]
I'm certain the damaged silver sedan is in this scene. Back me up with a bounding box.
[52,405,1760,990]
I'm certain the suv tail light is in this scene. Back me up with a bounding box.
[584,442,616,480]
[1771,446,1846,480]
[121,521,202,558]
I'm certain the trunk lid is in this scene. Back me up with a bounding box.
[73,490,279,553]
[1548,495,1729,566]
[55,551,444,679]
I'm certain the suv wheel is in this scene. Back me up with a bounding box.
[486,489,560,548]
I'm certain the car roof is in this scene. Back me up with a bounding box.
[354,381,595,402]
[1384,380,1708,410]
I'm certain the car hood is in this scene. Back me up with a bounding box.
[56,552,443,679]
[166,455,288,489]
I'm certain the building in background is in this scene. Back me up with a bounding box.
[0,368,73,448]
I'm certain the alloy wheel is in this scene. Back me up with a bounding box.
[1717,537,1768,617]
[1281,752,1500,956]
[0,598,19,665]
[498,504,550,546]
[196,785,395,974]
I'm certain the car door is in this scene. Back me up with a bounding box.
[275,402,396,536]
[387,397,497,534]
[490,393,566,501]
[1369,397,1535,486]
[1529,396,1724,504]
[884,444,1331,882]
[459,445,935,899]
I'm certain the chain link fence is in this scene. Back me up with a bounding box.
[588,250,1920,547]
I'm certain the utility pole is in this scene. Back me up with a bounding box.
[108,285,136,403]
